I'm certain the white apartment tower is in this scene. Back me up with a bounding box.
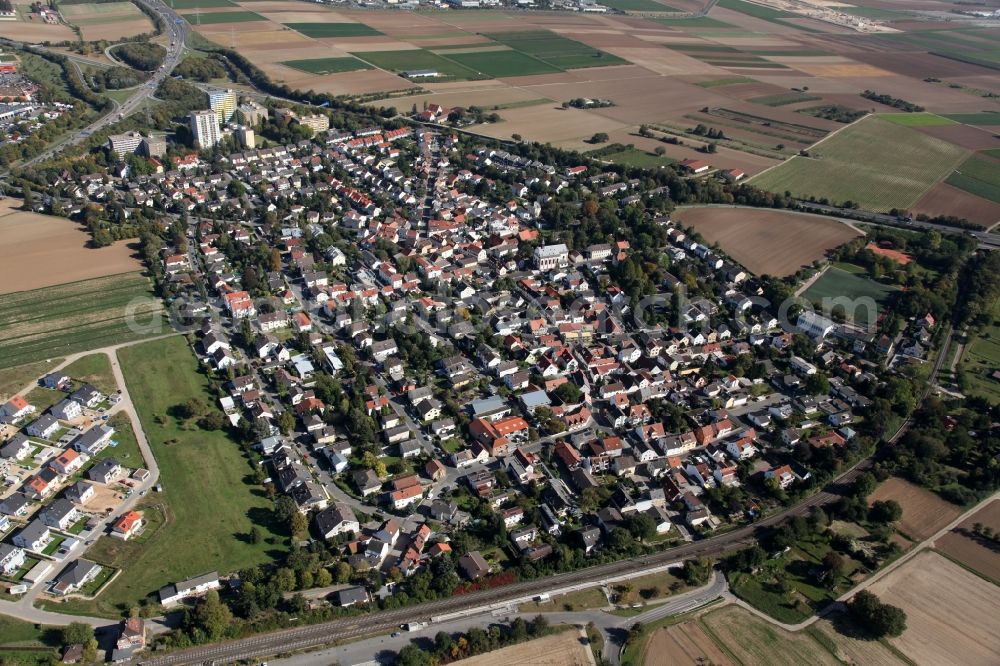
[190,110,221,149]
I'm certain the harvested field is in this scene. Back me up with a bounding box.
[868,550,1000,666]
[914,181,1000,229]
[701,604,840,666]
[868,477,961,541]
[914,124,1000,151]
[0,13,76,42]
[935,499,1000,582]
[749,116,969,211]
[673,206,860,277]
[809,614,905,666]
[455,629,593,666]
[644,622,733,666]
[0,200,143,294]
[470,104,627,147]
[60,2,154,41]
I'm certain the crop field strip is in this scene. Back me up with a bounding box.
[168,0,236,7]
[0,272,163,369]
[283,22,384,38]
[946,152,1000,204]
[182,10,264,23]
[484,30,628,70]
[879,112,957,126]
[596,0,679,10]
[749,92,822,107]
[280,56,373,74]
[749,116,970,212]
[351,49,490,81]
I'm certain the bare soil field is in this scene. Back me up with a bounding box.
[0,200,143,295]
[701,605,840,666]
[914,181,1000,229]
[914,124,1000,151]
[455,629,592,666]
[471,104,628,146]
[868,550,1000,666]
[810,615,905,666]
[868,477,962,540]
[673,206,860,277]
[645,622,733,666]
[60,2,153,41]
[935,499,1000,582]
[0,16,75,42]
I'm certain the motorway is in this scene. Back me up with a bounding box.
[15,0,187,169]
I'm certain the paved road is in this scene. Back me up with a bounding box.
[0,334,174,628]
[12,0,187,170]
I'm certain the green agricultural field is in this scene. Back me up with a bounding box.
[0,272,164,370]
[596,0,678,10]
[183,10,264,24]
[44,337,285,618]
[717,0,793,19]
[749,92,821,106]
[654,16,731,27]
[879,112,957,126]
[283,22,383,38]
[802,267,896,325]
[443,49,561,77]
[165,0,235,8]
[946,153,1000,203]
[944,112,1000,125]
[749,116,969,211]
[696,76,756,87]
[485,31,627,70]
[840,6,911,19]
[62,353,116,394]
[280,56,373,74]
[352,49,486,80]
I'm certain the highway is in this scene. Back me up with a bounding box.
[16,0,187,168]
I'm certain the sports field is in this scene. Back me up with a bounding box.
[801,267,896,325]
[281,56,372,74]
[283,21,382,38]
[749,117,970,211]
[0,272,163,370]
[47,337,284,617]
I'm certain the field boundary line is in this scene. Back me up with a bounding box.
[747,111,869,184]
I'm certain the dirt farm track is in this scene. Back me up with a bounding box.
[0,199,143,295]
[672,206,861,278]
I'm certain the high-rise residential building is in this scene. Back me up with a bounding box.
[189,110,221,149]
[208,88,237,124]
[236,100,268,126]
[107,131,144,157]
